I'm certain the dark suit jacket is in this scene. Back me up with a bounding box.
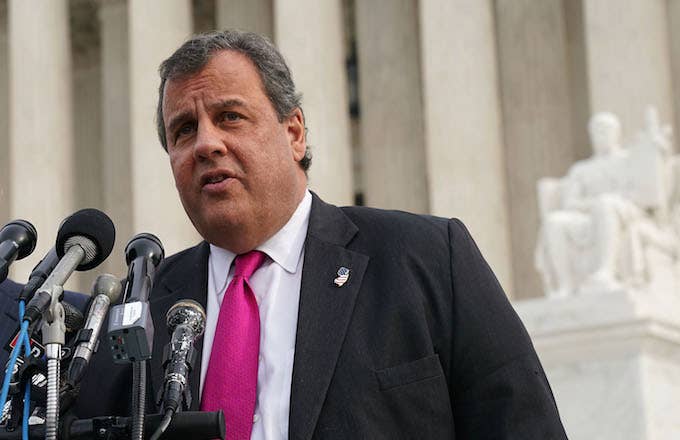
[77,194,566,439]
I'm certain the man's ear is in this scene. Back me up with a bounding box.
[287,108,306,161]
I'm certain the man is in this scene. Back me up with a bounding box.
[78,30,566,439]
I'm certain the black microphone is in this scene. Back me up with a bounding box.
[62,300,86,334]
[0,219,37,282]
[123,233,164,303]
[18,247,59,302]
[159,299,206,414]
[24,209,116,324]
[108,233,164,363]
[66,274,122,386]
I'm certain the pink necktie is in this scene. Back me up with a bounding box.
[201,250,267,440]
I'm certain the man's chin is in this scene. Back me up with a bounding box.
[194,215,245,244]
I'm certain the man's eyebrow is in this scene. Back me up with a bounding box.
[208,98,247,111]
[166,99,248,134]
[166,110,195,135]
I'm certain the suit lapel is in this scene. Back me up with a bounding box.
[289,195,369,440]
[149,242,209,411]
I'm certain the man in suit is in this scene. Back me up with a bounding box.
[78,30,566,439]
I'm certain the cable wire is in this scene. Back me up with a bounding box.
[0,321,28,414]
[21,380,30,440]
[18,301,31,440]
[149,409,174,440]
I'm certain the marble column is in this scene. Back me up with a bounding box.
[355,0,428,213]
[99,0,132,276]
[0,1,8,224]
[582,0,675,145]
[274,0,353,205]
[128,0,199,256]
[68,1,104,291]
[419,0,513,292]
[669,0,680,152]
[216,0,272,39]
[495,0,577,298]
[72,1,103,213]
[8,0,74,282]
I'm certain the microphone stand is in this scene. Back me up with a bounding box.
[41,285,65,440]
[39,244,85,440]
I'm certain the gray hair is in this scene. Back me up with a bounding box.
[156,30,312,171]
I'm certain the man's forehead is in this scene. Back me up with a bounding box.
[162,50,265,111]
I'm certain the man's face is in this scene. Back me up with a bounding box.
[162,50,307,253]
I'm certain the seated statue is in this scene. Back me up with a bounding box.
[535,110,679,298]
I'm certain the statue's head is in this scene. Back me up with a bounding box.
[588,112,621,155]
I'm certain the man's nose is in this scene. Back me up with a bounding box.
[193,122,227,160]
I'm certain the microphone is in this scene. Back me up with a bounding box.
[108,233,164,363]
[159,300,206,414]
[23,209,116,325]
[66,274,122,386]
[62,300,86,334]
[18,247,59,302]
[0,220,37,282]
[123,233,164,303]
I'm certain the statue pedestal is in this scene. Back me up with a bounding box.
[514,290,680,440]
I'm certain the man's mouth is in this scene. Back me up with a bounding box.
[206,175,227,184]
[200,171,234,190]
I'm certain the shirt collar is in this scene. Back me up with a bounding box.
[209,190,312,293]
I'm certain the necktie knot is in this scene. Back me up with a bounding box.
[234,250,267,279]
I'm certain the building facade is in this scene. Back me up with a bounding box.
[1,0,679,297]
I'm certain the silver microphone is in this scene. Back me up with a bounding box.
[66,274,123,386]
[159,299,206,414]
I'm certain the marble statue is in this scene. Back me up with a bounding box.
[535,109,679,298]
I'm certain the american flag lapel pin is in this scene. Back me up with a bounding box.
[334,267,350,287]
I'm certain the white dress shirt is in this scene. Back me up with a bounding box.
[201,190,312,440]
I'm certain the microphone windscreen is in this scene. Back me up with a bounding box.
[91,273,123,303]
[1,219,37,259]
[63,300,86,333]
[166,299,206,335]
[56,209,116,271]
[124,232,165,267]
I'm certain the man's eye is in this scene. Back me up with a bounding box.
[221,112,242,122]
[176,123,195,139]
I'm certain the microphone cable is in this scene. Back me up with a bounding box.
[17,300,31,440]
[149,408,173,440]
[0,306,30,431]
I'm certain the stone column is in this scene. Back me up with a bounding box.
[216,0,272,39]
[72,1,103,213]
[99,0,132,276]
[8,0,74,281]
[582,0,675,145]
[0,1,8,224]
[419,0,513,292]
[274,0,353,205]
[354,0,428,213]
[668,0,680,152]
[495,0,577,298]
[128,0,198,256]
